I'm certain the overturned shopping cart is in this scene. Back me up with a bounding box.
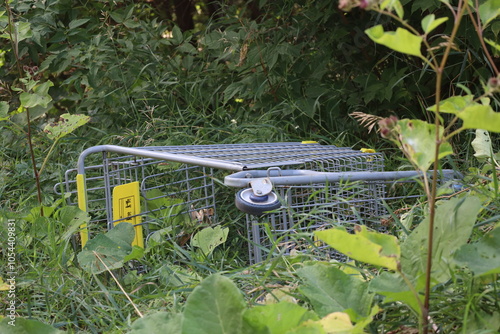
[55,142,457,263]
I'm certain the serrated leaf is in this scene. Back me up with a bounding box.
[182,274,245,334]
[421,14,448,34]
[43,113,90,141]
[191,225,229,255]
[315,225,400,271]
[454,227,500,277]
[242,301,318,334]
[297,263,374,320]
[365,25,423,57]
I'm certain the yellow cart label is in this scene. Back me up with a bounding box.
[112,181,144,248]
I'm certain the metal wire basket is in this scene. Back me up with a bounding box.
[55,142,454,263]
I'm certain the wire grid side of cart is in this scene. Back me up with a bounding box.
[54,143,385,254]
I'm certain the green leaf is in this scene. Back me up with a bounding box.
[297,263,374,320]
[396,119,454,172]
[427,95,475,113]
[380,0,404,19]
[455,104,500,132]
[429,96,500,132]
[171,25,183,45]
[68,19,90,29]
[43,113,90,141]
[454,226,500,277]
[471,129,493,161]
[485,38,500,52]
[0,101,8,120]
[57,206,91,242]
[191,225,229,255]
[130,312,183,334]
[0,21,33,42]
[77,222,135,274]
[479,0,500,28]
[19,81,54,108]
[182,274,246,334]
[421,14,448,34]
[0,317,65,333]
[369,272,423,315]
[315,225,400,271]
[365,25,423,57]
[242,301,318,334]
[401,196,483,283]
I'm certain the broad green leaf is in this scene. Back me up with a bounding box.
[0,317,65,333]
[401,196,482,283]
[365,25,423,57]
[421,14,448,34]
[455,104,500,132]
[369,272,423,315]
[297,263,374,320]
[315,225,400,271]
[427,95,475,113]
[182,274,246,334]
[77,222,135,274]
[479,0,500,27]
[242,301,318,334]
[453,226,500,277]
[396,119,454,172]
[471,129,493,161]
[191,225,229,255]
[43,113,90,141]
[130,312,182,334]
[19,81,54,108]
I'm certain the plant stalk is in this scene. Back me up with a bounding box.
[422,2,467,333]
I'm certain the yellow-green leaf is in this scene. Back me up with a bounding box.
[421,14,448,34]
[365,25,423,57]
[315,226,400,271]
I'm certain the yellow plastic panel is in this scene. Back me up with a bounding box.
[76,174,89,247]
[112,181,144,248]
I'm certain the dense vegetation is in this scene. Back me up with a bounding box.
[1,0,499,333]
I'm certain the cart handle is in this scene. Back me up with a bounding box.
[224,169,461,188]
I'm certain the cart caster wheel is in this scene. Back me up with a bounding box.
[235,188,281,216]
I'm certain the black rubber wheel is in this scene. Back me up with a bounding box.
[235,188,281,216]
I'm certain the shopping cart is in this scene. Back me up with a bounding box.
[54,142,458,263]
